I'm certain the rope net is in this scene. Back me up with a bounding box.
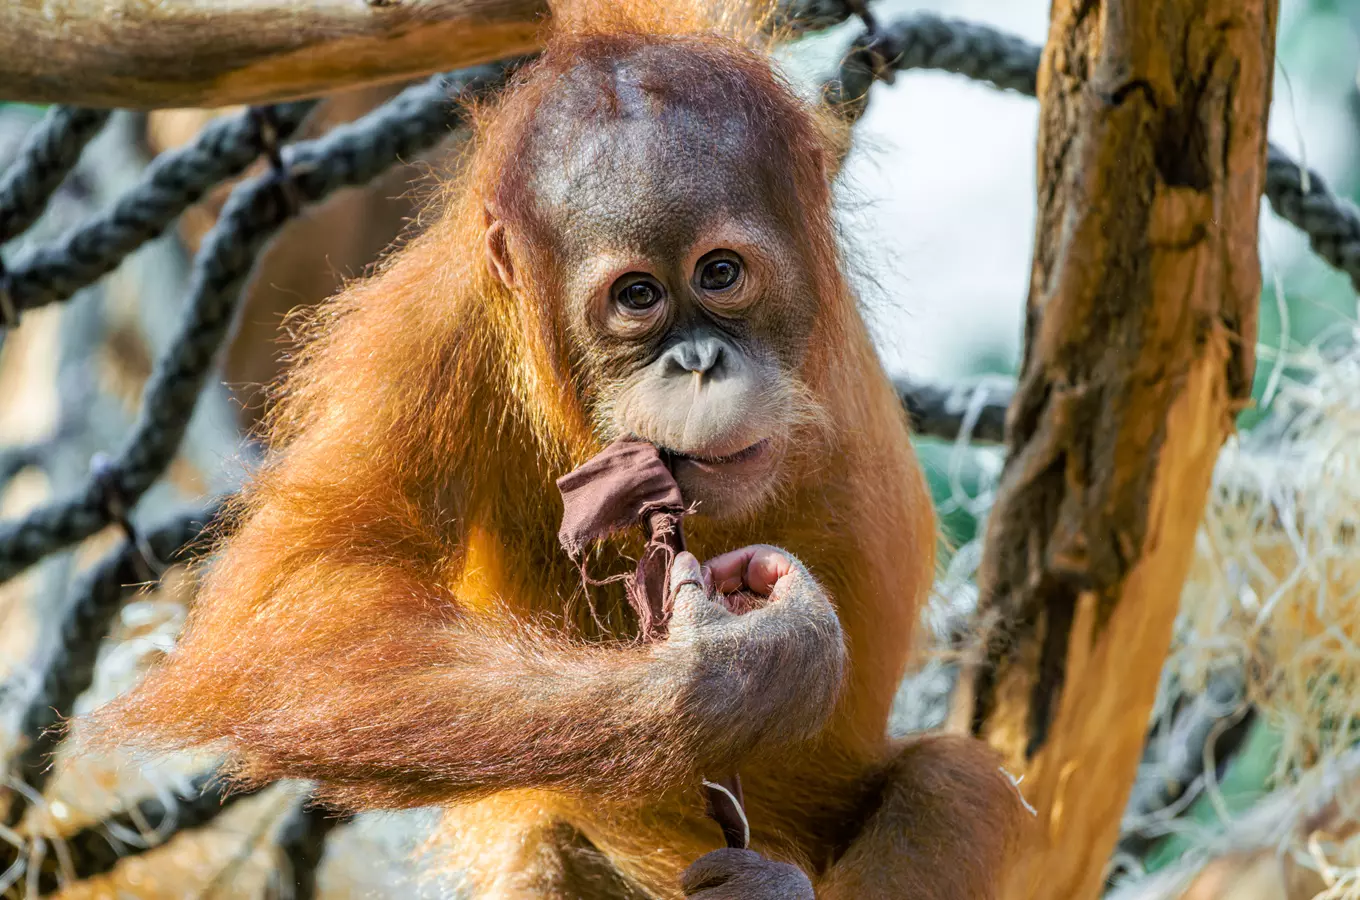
[0,5,1356,897]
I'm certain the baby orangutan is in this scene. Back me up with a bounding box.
[95,2,1026,897]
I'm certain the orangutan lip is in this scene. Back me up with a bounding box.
[671,438,771,466]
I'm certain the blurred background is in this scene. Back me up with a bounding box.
[0,0,1357,896]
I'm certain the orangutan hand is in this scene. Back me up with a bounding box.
[662,546,845,750]
[681,848,815,899]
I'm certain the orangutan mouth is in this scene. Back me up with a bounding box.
[671,438,773,467]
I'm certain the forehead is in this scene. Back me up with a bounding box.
[516,53,797,258]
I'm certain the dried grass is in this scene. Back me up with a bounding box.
[1163,329,1360,896]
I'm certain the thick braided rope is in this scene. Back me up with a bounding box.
[0,107,111,246]
[824,11,1040,120]
[825,12,1360,294]
[894,377,1010,444]
[772,0,861,35]
[0,17,1355,576]
[1,772,261,896]
[276,802,353,900]
[7,505,221,823]
[4,102,314,312]
[0,63,512,584]
[0,441,44,486]
[1266,143,1360,289]
[0,8,1350,891]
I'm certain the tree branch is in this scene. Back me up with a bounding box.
[0,0,548,109]
[960,1,1279,898]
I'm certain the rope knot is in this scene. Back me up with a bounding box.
[846,0,898,82]
[249,106,301,216]
[823,5,902,125]
[89,452,163,581]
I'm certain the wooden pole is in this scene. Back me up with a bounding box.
[0,0,548,109]
[961,1,1278,898]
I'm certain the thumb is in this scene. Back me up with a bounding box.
[669,552,727,628]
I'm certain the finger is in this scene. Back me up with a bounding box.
[669,552,725,624]
[743,546,796,596]
[704,545,796,596]
[669,551,705,597]
[704,546,760,595]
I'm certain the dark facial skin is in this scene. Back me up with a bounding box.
[487,57,820,519]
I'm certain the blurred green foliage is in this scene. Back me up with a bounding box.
[1242,0,1360,428]
[915,438,986,549]
[1142,722,1283,873]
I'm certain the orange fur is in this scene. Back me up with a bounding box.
[90,3,1025,896]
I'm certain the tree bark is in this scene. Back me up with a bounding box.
[0,0,548,109]
[961,1,1278,898]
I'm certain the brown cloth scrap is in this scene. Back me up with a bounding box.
[556,437,750,850]
[557,438,686,640]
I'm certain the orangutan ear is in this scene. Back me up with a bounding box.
[485,211,516,287]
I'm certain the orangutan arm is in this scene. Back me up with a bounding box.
[115,502,845,811]
[228,562,841,808]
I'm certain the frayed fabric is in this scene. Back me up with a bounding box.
[554,436,748,849]
[556,437,688,640]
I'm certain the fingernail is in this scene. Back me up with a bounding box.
[669,551,701,591]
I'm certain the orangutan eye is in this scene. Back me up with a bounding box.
[613,274,665,312]
[698,253,742,291]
